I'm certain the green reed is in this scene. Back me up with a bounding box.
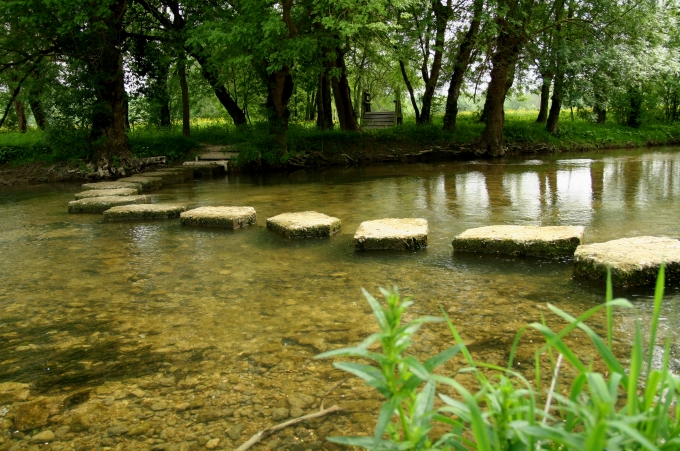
[317,267,680,451]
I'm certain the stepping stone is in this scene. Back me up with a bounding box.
[574,236,680,287]
[354,218,428,251]
[452,225,585,258]
[139,171,185,185]
[267,211,341,238]
[180,206,256,228]
[104,204,188,220]
[182,161,227,177]
[74,188,139,200]
[68,195,151,214]
[82,181,141,192]
[116,176,162,191]
[156,167,193,181]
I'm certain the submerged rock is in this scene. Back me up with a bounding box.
[139,171,185,185]
[0,382,30,404]
[74,188,139,199]
[116,176,163,191]
[68,195,152,214]
[103,203,188,220]
[452,225,585,258]
[266,211,341,238]
[354,218,428,251]
[180,206,256,228]
[574,236,680,287]
[157,167,194,181]
[30,430,55,443]
[81,181,142,192]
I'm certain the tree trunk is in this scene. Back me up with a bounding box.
[316,72,333,130]
[536,73,552,123]
[179,57,190,137]
[29,99,46,130]
[189,48,247,126]
[399,60,420,122]
[266,66,294,155]
[123,89,130,130]
[627,86,642,128]
[328,47,360,132]
[13,99,27,133]
[479,59,517,124]
[545,71,564,134]
[442,0,483,131]
[418,0,450,125]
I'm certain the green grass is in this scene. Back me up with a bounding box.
[2,112,680,166]
[318,268,680,451]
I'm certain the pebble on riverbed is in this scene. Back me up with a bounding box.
[103,203,189,220]
[68,195,152,214]
[180,206,256,228]
[354,218,428,251]
[116,176,163,191]
[74,188,139,199]
[452,225,585,258]
[266,211,341,238]
[81,181,142,192]
[574,236,680,287]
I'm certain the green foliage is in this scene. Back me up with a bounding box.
[320,268,680,451]
[127,126,197,163]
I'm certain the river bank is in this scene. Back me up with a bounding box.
[2,114,679,185]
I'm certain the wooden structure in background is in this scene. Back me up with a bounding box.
[360,91,403,129]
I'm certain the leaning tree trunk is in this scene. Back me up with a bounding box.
[266,66,294,156]
[443,0,483,131]
[328,47,360,132]
[536,73,552,123]
[545,71,565,134]
[399,60,420,123]
[418,0,450,125]
[316,72,333,130]
[29,99,46,130]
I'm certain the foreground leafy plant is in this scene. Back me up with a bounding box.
[318,268,680,451]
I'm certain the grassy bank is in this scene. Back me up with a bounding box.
[2,111,680,169]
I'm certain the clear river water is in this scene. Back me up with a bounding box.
[0,147,679,451]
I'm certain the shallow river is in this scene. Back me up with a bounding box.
[1,147,679,451]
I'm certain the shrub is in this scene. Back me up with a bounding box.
[318,267,680,450]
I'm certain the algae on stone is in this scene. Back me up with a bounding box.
[180,206,256,228]
[68,195,152,213]
[74,188,139,200]
[574,236,680,287]
[452,225,585,258]
[81,181,141,192]
[266,211,341,238]
[104,204,188,220]
[116,176,162,191]
[354,218,428,251]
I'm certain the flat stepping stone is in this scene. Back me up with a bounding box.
[81,181,141,192]
[104,204,188,220]
[452,225,584,258]
[139,171,185,185]
[74,188,139,200]
[267,211,341,238]
[156,167,193,181]
[180,206,256,228]
[574,236,680,287]
[182,161,227,177]
[354,218,427,251]
[68,195,151,214]
[116,176,162,191]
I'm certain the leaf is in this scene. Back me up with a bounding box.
[363,288,388,331]
[424,344,462,372]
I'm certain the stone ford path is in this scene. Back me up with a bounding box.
[574,236,680,287]
[452,225,584,258]
[66,156,677,290]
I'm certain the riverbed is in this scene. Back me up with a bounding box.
[1,147,679,450]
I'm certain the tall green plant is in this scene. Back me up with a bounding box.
[319,268,680,450]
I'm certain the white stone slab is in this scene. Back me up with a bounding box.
[68,195,151,214]
[574,236,680,287]
[104,204,188,220]
[267,211,341,238]
[354,218,428,251]
[452,225,584,258]
[180,206,256,228]
[74,188,139,199]
[81,181,141,192]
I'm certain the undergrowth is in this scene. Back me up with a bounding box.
[318,267,680,450]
